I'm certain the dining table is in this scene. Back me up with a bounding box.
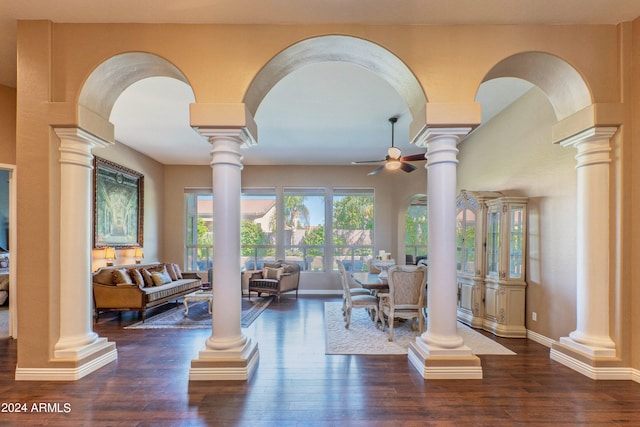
[351,272,389,292]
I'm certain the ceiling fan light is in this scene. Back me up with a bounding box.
[387,146,402,159]
[385,160,402,171]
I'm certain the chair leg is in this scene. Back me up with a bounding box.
[387,312,394,341]
[345,307,351,329]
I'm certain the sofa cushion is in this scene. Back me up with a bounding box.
[172,263,183,279]
[140,268,155,287]
[142,278,201,303]
[263,266,284,280]
[128,268,145,287]
[165,263,178,281]
[151,271,173,286]
[112,268,133,285]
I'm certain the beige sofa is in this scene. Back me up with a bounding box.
[92,262,201,321]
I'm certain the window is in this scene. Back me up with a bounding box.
[406,196,428,262]
[283,189,325,271]
[184,191,213,272]
[184,187,375,272]
[332,189,374,271]
[240,190,276,271]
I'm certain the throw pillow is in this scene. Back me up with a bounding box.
[172,263,183,279]
[262,266,284,280]
[112,268,133,285]
[128,268,145,287]
[151,271,172,286]
[140,269,154,287]
[165,263,177,281]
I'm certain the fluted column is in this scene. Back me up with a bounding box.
[408,127,482,379]
[53,128,116,366]
[190,127,259,381]
[555,127,617,358]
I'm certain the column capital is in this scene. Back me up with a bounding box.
[196,127,257,148]
[55,127,110,168]
[412,127,473,148]
[559,126,617,148]
[559,126,617,168]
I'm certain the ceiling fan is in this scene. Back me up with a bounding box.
[352,117,427,176]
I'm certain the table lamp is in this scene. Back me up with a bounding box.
[133,247,144,264]
[104,247,117,266]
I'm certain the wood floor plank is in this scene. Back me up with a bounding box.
[1,295,639,426]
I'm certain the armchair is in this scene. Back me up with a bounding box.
[248,261,301,301]
[378,264,427,341]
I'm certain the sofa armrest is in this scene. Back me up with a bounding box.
[181,272,200,280]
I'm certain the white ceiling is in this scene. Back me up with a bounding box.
[3,1,640,166]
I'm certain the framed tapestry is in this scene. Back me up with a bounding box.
[93,157,144,248]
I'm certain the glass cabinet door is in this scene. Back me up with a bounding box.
[509,205,524,279]
[462,208,476,274]
[486,209,500,276]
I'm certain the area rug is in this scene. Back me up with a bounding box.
[324,301,516,355]
[125,296,273,329]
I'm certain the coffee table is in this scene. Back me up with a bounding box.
[183,290,213,316]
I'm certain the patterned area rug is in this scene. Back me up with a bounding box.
[125,296,273,329]
[324,301,516,355]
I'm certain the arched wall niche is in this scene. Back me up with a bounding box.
[243,34,427,125]
[481,51,592,122]
[77,52,191,140]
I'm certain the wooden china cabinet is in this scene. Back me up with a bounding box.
[456,190,528,338]
[482,196,528,338]
[455,190,502,329]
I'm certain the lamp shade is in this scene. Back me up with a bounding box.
[133,247,144,263]
[104,247,117,265]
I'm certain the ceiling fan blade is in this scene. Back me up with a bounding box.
[400,162,417,173]
[351,159,385,164]
[401,153,427,162]
[368,165,386,176]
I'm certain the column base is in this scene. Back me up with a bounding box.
[16,338,117,381]
[551,338,621,380]
[190,337,259,381]
[408,339,482,379]
[557,336,616,358]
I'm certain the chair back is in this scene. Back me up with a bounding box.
[387,265,427,309]
[336,260,351,298]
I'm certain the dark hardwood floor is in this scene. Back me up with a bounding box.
[1,295,639,426]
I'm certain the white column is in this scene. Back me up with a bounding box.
[190,128,259,381]
[53,128,115,362]
[557,127,617,357]
[408,128,481,379]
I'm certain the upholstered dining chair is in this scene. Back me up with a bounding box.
[337,260,379,329]
[378,264,427,341]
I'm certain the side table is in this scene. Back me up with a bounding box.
[183,290,213,316]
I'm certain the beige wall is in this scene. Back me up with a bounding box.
[631,17,640,370]
[458,87,577,341]
[92,142,165,270]
[0,84,16,165]
[12,20,636,372]
[163,164,427,292]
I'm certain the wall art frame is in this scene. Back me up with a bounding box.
[93,157,144,248]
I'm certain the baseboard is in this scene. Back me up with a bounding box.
[550,348,635,381]
[298,290,342,296]
[527,329,555,348]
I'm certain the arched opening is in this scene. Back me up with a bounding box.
[481,51,591,121]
